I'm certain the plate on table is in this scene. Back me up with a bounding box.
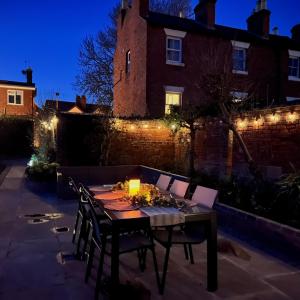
[94,191,127,200]
[88,185,113,193]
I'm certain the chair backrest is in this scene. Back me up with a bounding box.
[191,185,218,208]
[156,174,172,190]
[169,179,189,198]
[68,177,80,195]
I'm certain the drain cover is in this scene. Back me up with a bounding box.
[28,218,49,224]
[51,227,70,233]
[24,213,47,218]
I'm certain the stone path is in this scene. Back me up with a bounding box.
[0,162,299,299]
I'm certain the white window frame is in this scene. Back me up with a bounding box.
[7,90,24,105]
[164,86,184,115]
[166,36,183,66]
[288,50,300,82]
[231,40,250,75]
[231,91,248,103]
[287,96,300,102]
[164,28,186,67]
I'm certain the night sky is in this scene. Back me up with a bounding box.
[0,0,299,105]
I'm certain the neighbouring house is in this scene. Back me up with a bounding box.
[44,95,111,115]
[0,68,37,116]
[114,0,300,118]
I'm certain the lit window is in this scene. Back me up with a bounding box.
[288,57,300,78]
[126,50,131,74]
[165,92,181,115]
[7,90,23,105]
[166,37,182,64]
[233,47,247,73]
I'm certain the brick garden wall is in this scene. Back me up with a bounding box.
[233,104,300,175]
[108,120,189,174]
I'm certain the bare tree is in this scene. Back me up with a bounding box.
[76,0,192,105]
[166,39,262,179]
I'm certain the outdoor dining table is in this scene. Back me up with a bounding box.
[89,185,218,293]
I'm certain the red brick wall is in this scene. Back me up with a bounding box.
[113,0,148,117]
[107,105,300,176]
[108,120,189,173]
[233,105,300,173]
[113,1,300,118]
[0,87,35,116]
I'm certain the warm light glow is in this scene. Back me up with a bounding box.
[269,113,280,123]
[130,125,136,130]
[143,124,149,128]
[286,112,298,123]
[237,119,248,130]
[128,179,141,196]
[171,124,177,130]
[51,116,59,126]
[157,126,161,130]
[253,117,264,127]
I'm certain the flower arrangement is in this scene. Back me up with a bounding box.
[113,181,187,209]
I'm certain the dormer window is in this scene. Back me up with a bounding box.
[288,50,300,81]
[164,28,186,67]
[231,41,250,75]
[126,50,131,74]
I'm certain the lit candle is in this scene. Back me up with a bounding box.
[129,179,141,196]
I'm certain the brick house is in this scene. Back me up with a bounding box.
[114,0,300,118]
[0,68,37,116]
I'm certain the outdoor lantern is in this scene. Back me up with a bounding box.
[129,179,141,196]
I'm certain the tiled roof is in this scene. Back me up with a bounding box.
[145,12,300,49]
[44,100,110,114]
[0,80,36,88]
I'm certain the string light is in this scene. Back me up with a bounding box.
[286,112,298,123]
[237,118,248,130]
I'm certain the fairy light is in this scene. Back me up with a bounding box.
[286,112,298,123]
[269,113,280,123]
[237,118,248,130]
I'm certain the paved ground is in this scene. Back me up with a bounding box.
[0,161,299,300]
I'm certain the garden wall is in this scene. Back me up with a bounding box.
[108,120,190,174]
[54,104,300,176]
[0,117,33,157]
[233,104,300,175]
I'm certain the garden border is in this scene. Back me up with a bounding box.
[216,202,300,264]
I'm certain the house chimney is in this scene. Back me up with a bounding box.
[76,95,87,111]
[272,26,279,35]
[22,68,33,84]
[291,24,300,42]
[135,0,149,17]
[247,0,270,37]
[194,0,217,28]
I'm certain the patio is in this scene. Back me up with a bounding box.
[0,162,299,300]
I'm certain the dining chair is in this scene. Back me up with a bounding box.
[68,177,90,259]
[153,185,218,294]
[169,179,189,198]
[156,174,172,191]
[81,187,161,299]
[191,185,218,208]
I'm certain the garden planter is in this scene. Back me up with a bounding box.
[216,203,300,263]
